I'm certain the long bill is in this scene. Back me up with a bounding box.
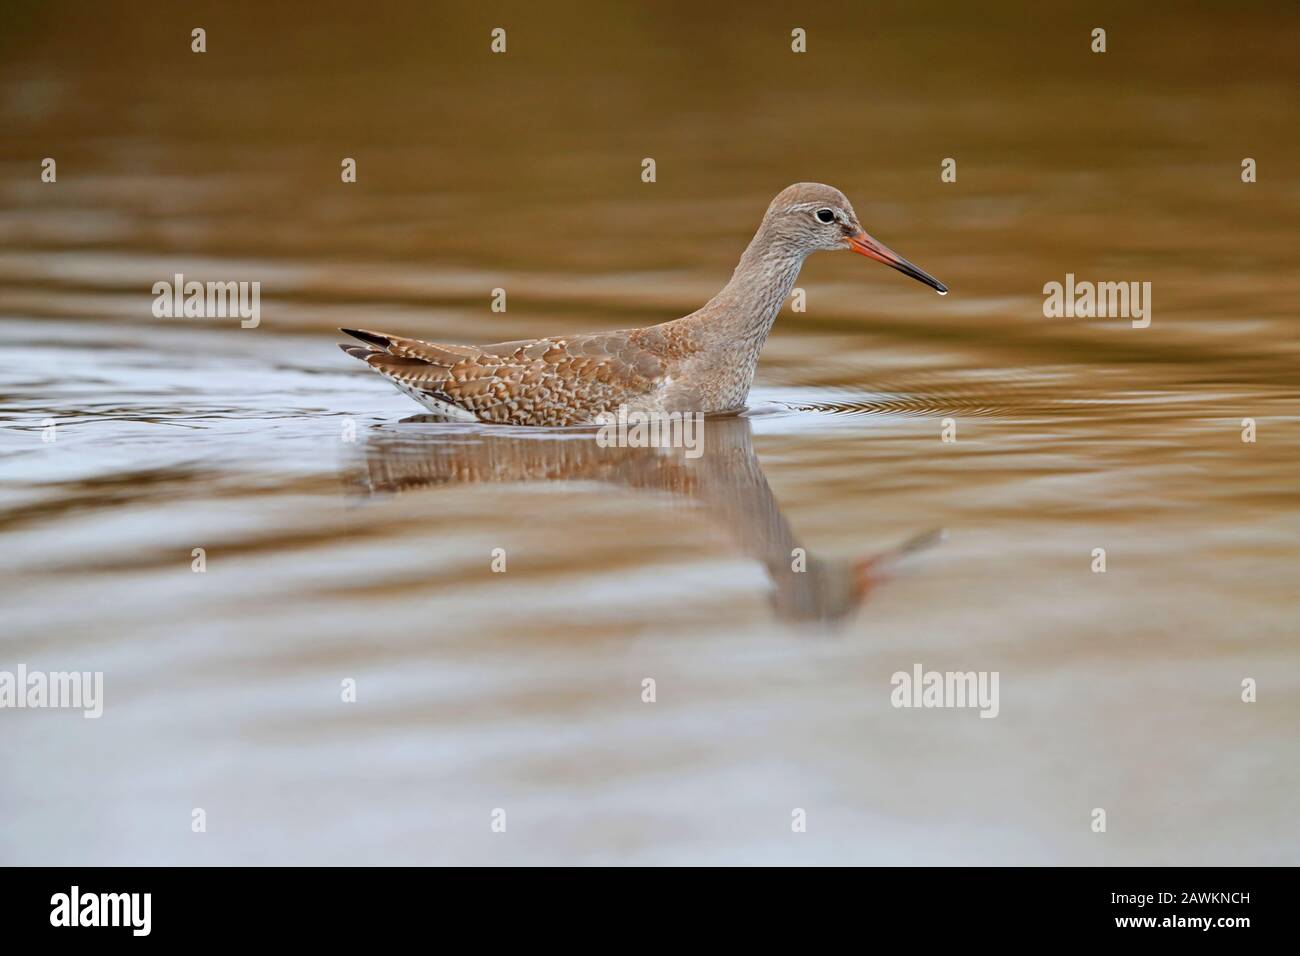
[845,231,948,295]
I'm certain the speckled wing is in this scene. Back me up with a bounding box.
[339,327,672,425]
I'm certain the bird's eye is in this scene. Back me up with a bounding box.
[815,208,836,224]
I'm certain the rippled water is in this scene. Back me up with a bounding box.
[1,2,1298,864]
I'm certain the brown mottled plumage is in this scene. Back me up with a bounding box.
[340,183,946,425]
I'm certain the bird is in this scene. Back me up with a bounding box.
[339,182,946,426]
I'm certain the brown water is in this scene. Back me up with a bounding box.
[1,1,1297,864]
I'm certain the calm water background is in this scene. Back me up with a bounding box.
[1,1,1297,864]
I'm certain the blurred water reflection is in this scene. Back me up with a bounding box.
[350,414,944,623]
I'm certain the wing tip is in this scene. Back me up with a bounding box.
[340,327,393,348]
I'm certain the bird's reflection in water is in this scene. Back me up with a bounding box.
[347,414,941,625]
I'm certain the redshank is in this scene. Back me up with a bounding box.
[340,182,946,425]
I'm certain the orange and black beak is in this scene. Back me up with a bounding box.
[845,231,947,295]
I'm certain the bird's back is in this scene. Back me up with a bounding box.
[340,322,702,425]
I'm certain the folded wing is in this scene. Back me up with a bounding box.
[339,327,669,425]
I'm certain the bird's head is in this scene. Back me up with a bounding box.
[762,182,947,294]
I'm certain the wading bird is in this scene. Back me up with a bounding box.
[340,183,946,425]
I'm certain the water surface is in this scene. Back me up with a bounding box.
[1,1,1297,864]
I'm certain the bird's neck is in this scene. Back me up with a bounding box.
[694,226,807,353]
